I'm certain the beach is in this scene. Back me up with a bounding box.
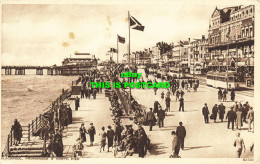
[1,75,77,150]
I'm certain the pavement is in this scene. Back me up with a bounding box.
[61,69,254,158]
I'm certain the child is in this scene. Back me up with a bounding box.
[72,138,84,158]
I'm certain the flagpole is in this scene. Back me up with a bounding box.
[117,34,119,64]
[128,11,131,115]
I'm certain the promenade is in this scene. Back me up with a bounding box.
[59,69,254,158]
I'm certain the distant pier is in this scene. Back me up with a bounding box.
[1,65,97,76]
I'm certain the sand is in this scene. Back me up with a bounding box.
[1,75,77,150]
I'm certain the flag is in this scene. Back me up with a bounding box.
[110,48,118,53]
[130,15,145,31]
[118,35,125,44]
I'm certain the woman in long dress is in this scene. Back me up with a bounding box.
[99,127,107,152]
[79,123,87,143]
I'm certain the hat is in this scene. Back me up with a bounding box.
[204,103,207,105]
[90,123,93,125]
[179,122,183,125]
[171,131,176,135]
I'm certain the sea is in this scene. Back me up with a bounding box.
[1,72,77,151]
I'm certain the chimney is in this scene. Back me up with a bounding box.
[188,38,190,43]
[202,35,205,41]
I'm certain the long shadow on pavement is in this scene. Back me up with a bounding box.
[184,146,212,150]
[149,143,168,156]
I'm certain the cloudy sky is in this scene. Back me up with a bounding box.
[1,1,253,66]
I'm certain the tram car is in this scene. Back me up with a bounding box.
[206,71,240,89]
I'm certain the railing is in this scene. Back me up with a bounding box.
[72,76,82,86]
[2,88,73,157]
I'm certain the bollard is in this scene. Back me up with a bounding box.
[28,123,30,141]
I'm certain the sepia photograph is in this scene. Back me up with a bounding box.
[0,0,258,162]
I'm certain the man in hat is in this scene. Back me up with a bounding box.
[202,103,210,123]
[146,108,155,131]
[157,107,165,128]
[226,107,237,130]
[179,97,184,112]
[87,123,96,146]
[171,131,180,158]
[176,122,186,150]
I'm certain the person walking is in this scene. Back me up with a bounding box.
[176,90,180,101]
[233,132,246,158]
[165,96,171,112]
[212,104,218,123]
[226,108,237,130]
[179,97,184,112]
[75,96,80,111]
[176,122,186,150]
[146,108,156,131]
[247,107,254,133]
[80,86,85,98]
[157,108,165,128]
[87,123,96,146]
[106,126,115,152]
[218,89,223,101]
[99,127,107,153]
[231,89,235,101]
[236,108,243,130]
[136,125,147,158]
[218,103,226,122]
[79,123,87,143]
[171,131,180,158]
[153,101,161,114]
[202,103,210,123]
[222,89,227,102]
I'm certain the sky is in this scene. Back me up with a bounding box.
[1,1,254,66]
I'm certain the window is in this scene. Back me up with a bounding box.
[250,27,253,37]
[242,29,245,38]
[250,8,253,13]
[246,10,248,15]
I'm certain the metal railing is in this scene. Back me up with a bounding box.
[2,88,73,157]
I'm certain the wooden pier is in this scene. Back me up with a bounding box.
[2,65,97,76]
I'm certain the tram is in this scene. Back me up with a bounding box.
[206,71,240,89]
